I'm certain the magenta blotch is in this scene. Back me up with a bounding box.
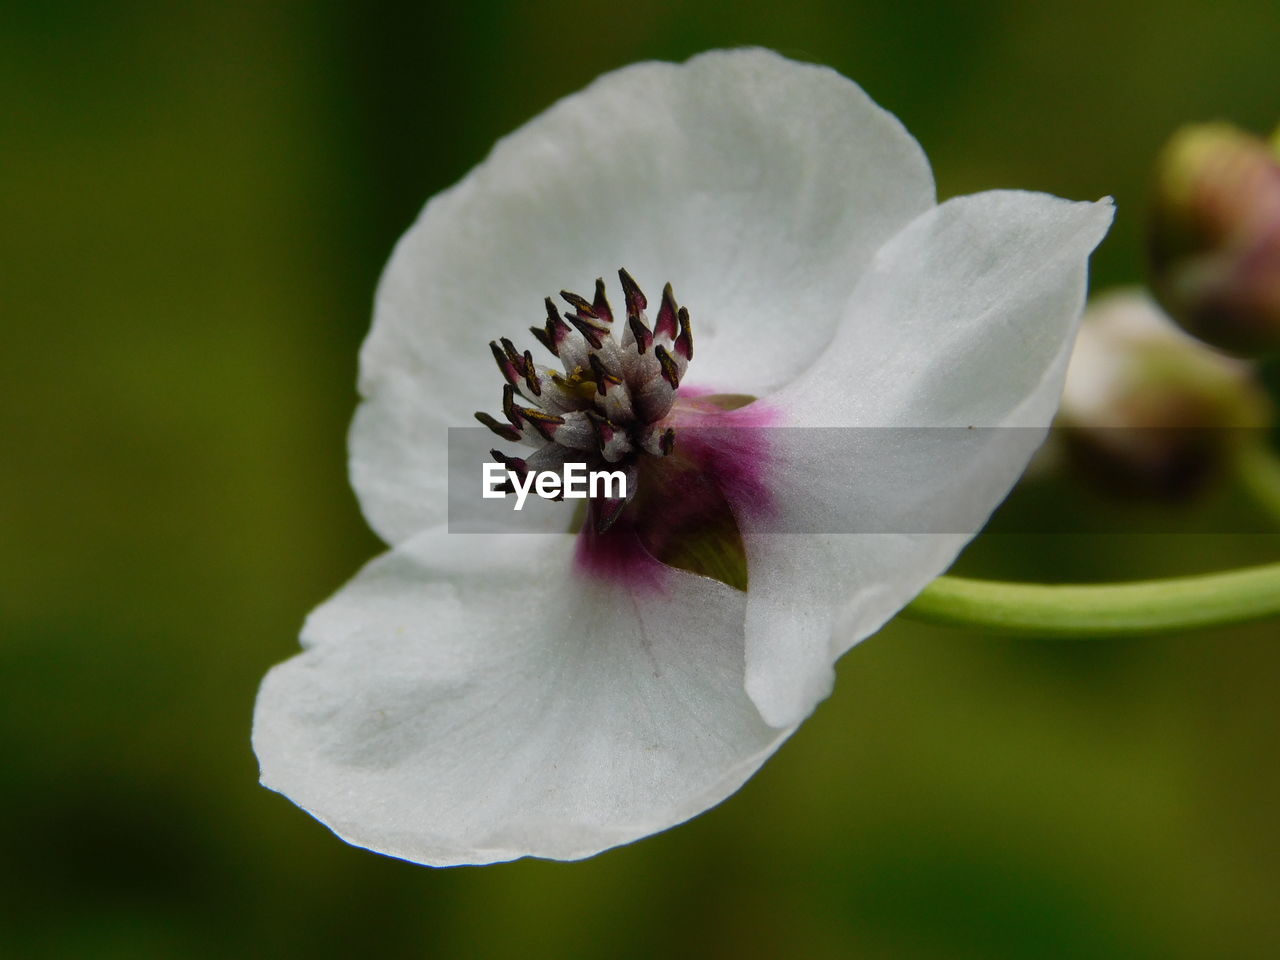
[573,394,779,591]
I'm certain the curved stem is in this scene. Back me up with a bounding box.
[1235,438,1280,527]
[901,562,1280,638]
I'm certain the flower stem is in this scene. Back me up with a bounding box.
[1235,438,1280,527]
[901,562,1280,638]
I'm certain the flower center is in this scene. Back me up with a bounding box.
[476,270,693,528]
[476,270,761,590]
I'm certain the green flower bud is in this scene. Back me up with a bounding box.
[1148,122,1280,356]
[1057,289,1272,499]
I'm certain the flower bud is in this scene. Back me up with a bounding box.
[1147,122,1280,356]
[1057,289,1272,499]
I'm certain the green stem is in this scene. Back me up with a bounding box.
[901,562,1280,638]
[1235,438,1280,527]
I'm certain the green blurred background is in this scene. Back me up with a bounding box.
[5,1,1280,957]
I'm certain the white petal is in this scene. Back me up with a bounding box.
[352,48,935,544]
[743,532,971,727]
[742,190,1114,728]
[253,529,792,866]
[771,191,1115,428]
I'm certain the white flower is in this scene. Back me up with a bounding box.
[253,49,1113,865]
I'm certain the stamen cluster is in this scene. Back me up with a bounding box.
[476,269,694,531]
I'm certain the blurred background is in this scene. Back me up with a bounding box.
[4,1,1280,957]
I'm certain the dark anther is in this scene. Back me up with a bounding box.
[675,306,693,361]
[591,278,613,323]
[566,312,607,350]
[490,341,521,388]
[501,383,523,426]
[654,344,680,389]
[560,290,598,319]
[628,313,653,354]
[521,349,541,395]
[618,268,647,319]
[584,408,615,446]
[530,324,557,356]
[655,283,679,340]
[499,337,522,365]
[588,353,622,394]
[543,298,573,344]
[475,411,522,442]
[490,448,528,485]
[518,406,566,442]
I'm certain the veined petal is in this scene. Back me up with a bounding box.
[741,190,1114,728]
[253,529,792,865]
[352,48,935,545]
